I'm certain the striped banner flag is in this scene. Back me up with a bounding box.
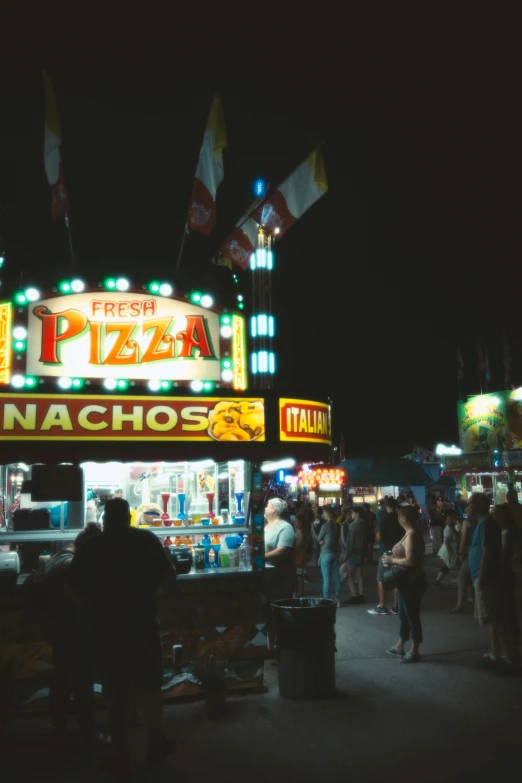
[187,95,227,236]
[252,147,328,238]
[220,217,259,270]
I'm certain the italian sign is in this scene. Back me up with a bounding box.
[0,394,265,441]
[25,293,221,381]
[279,398,331,444]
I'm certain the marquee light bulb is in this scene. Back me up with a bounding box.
[13,340,26,352]
[190,380,203,392]
[58,377,73,390]
[71,279,85,293]
[190,291,202,304]
[71,378,84,389]
[24,376,37,387]
[116,278,130,292]
[14,292,28,305]
[59,280,72,293]
[148,379,161,391]
[12,326,27,340]
[159,283,173,297]
[203,381,214,391]
[148,281,161,294]
[220,314,231,325]
[160,380,171,390]
[11,374,25,388]
[221,369,233,382]
[201,294,213,308]
[117,379,129,389]
[220,325,232,338]
[104,278,117,290]
[103,378,117,390]
[25,288,40,302]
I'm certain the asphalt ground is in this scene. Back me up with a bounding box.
[2,554,521,782]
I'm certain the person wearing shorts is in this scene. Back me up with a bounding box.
[67,499,178,776]
[468,492,517,675]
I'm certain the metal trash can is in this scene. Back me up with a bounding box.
[271,598,336,700]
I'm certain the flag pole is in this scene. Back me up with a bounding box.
[64,214,75,270]
[176,224,189,273]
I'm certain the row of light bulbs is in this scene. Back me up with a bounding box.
[14,279,219,309]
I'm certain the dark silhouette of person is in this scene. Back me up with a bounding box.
[67,498,177,777]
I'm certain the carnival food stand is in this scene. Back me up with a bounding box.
[0,280,332,710]
[442,389,522,503]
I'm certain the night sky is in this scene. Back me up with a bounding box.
[0,30,518,458]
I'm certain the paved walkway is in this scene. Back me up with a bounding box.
[2,556,521,782]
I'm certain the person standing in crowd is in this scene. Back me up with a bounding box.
[264,498,296,652]
[428,496,444,555]
[368,498,402,616]
[313,507,342,607]
[312,506,327,566]
[29,523,102,743]
[363,503,377,563]
[492,504,520,665]
[384,505,427,663]
[450,507,477,613]
[113,488,124,499]
[505,482,522,561]
[467,493,518,675]
[67,499,177,778]
[293,511,307,598]
[344,507,367,604]
[433,510,459,588]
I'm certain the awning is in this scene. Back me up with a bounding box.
[341,457,433,487]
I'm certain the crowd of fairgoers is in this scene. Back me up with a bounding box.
[264,490,521,673]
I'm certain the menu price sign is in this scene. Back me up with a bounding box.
[443,452,491,472]
[0,394,265,441]
[279,398,331,445]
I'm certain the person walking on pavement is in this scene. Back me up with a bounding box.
[344,507,367,604]
[313,507,342,607]
[428,496,444,556]
[67,499,177,779]
[363,503,377,563]
[384,505,427,663]
[450,509,477,613]
[368,498,402,616]
[492,504,520,665]
[29,523,103,743]
[433,510,459,588]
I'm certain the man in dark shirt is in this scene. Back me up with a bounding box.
[67,499,177,775]
[363,503,377,563]
[368,499,403,616]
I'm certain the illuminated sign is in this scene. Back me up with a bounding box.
[298,468,345,487]
[232,314,246,390]
[443,453,491,472]
[435,444,462,456]
[0,394,265,441]
[0,302,12,384]
[279,399,331,444]
[24,292,223,382]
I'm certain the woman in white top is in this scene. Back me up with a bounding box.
[433,510,459,587]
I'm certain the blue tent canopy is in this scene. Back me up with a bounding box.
[341,457,433,487]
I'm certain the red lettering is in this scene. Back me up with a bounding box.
[89,322,102,364]
[117,302,129,317]
[143,300,156,316]
[142,317,175,363]
[176,315,215,359]
[35,306,89,364]
[91,300,104,316]
[105,323,139,364]
[129,300,141,316]
[105,302,116,317]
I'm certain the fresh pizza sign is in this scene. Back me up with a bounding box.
[25,293,220,381]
